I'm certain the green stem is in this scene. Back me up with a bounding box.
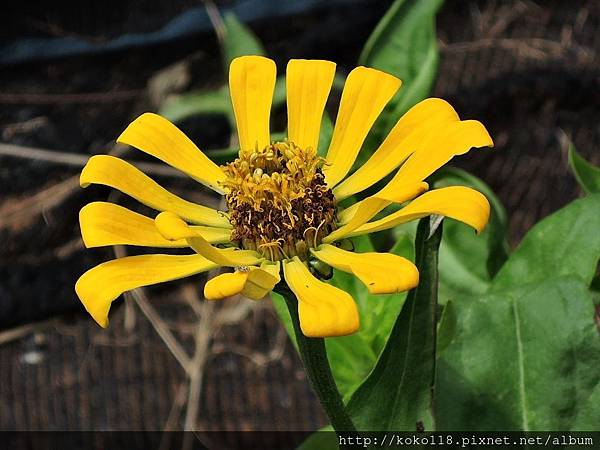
[277,286,357,434]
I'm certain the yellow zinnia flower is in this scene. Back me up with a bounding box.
[75,56,493,338]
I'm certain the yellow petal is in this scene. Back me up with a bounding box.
[286,59,336,152]
[187,226,232,245]
[117,113,226,193]
[327,118,493,242]
[333,98,459,200]
[204,261,281,301]
[76,254,218,327]
[325,182,429,243]
[80,202,230,248]
[80,155,230,228]
[80,202,187,248]
[204,271,248,301]
[351,186,491,237]
[390,119,493,186]
[311,245,418,294]
[155,211,262,267]
[283,257,359,337]
[229,56,276,154]
[323,67,401,187]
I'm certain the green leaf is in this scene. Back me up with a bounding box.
[317,113,333,157]
[345,217,442,431]
[221,12,265,67]
[568,144,600,194]
[297,426,336,450]
[271,234,412,400]
[359,0,443,134]
[204,146,239,165]
[158,87,232,124]
[437,194,600,430]
[432,167,510,302]
[436,301,456,355]
[492,194,600,290]
[436,277,600,430]
[158,77,286,134]
[272,76,287,109]
[271,292,294,341]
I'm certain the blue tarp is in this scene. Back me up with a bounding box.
[0,0,363,65]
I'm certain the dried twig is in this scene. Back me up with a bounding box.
[162,382,189,435]
[202,0,226,45]
[0,318,55,346]
[182,277,218,434]
[2,117,49,140]
[441,37,594,63]
[133,288,193,370]
[0,142,186,178]
[211,326,287,369]
[0,144,126,231]
[0,176,80,231]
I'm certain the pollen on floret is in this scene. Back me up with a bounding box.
[221,141,337,261]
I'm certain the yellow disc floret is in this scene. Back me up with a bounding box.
[221,141,337,261]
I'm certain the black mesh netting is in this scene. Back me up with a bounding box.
[0,0,599,444]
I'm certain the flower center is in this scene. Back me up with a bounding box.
[221,141,337,261]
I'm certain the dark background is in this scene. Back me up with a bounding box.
[0,0,599,445]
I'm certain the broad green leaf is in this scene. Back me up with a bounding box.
[272,234,412,400]
[436,300,456,355]
[568,144,600,194]
[437,194,600,430]
[158,87,232,124]
[572,384,600,430]
[345,217,442,431]
[359,0,443,134]
[432,167,510,302]
[317,113,333,157]
[297,426,336,450]
[437,277,600,430]
[492,194,600,290]
[221,12,265,67]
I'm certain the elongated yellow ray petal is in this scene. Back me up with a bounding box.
[117,113,226,193]
[323,67,401,187]
[229,56,276,154]
[80,202,186,248]
[76,254,218,327]
[188,226,231,244]
[311,245,418,294]
[80,155,230,228]
[155,211,262,267]
[79,202,231,248]
[390,119,493,186]
[204,261,280,301]
[327,118,493,242]
[350,186,490,237]
[325,182,429,243]
[286,59,336,152]
[283,257,359,337]
[333,98,459,200]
